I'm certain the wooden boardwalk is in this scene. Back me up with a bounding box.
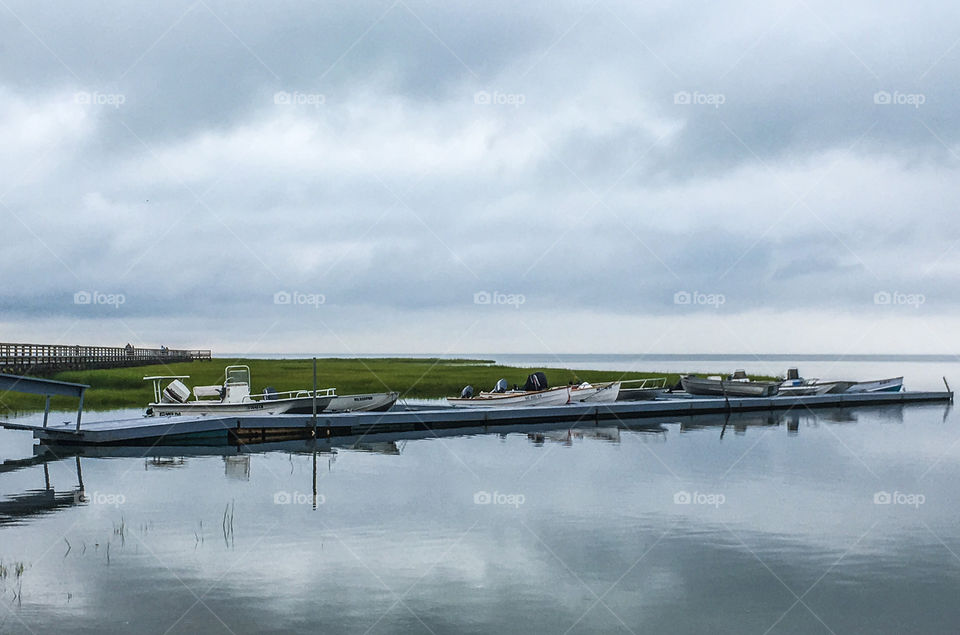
[0,342,212,375]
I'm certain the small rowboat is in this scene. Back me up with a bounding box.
[617,378,668,401]
[323,391,399,413]
[447,386,571,408]
[681,373,780,397]
[569,381,621,403]
[777,380,853,396]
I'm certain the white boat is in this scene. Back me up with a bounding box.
[777,380,842,396]
[325,391,399,413]
[777,369,898,395]
[146,365,399,416]
[845,377,903,393]
[145,366,336,416]
[447,386,571,408]
[569,381,621,403]
[778,369,853,396]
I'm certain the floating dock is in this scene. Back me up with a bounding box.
[1,389,952,446]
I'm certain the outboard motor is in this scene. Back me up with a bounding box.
[786,368,800,381]
[460,385,474,398]
[262,386,279,400]
[524,372,548,391]
[161,379,190,404]
[492,378,509,393]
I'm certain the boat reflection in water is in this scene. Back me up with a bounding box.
[0,403,940,528]
[527,427,622,446]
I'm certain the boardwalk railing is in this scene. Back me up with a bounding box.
[0,342,212,375]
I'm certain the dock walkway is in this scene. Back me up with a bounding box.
[2,389,951,446]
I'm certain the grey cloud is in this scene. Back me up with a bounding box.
[1,0,959,349]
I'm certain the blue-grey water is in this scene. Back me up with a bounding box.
[1,357,959,634]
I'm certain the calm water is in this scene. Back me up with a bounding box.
[1,359,959,634]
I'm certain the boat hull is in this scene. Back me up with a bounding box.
[571,382,621,403]
[319,392,399,413]
[844,377,903,393]
[149,395,334,416]
[778,381,855,396]
[616,388,666,401]
[448,386,571,408]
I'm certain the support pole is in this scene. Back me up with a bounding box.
[944,376,953,401]
[312,357,318,436]
[312,449,318,510]
[75,389,85,432]
[43,395,51,428]
[76,456,85,500]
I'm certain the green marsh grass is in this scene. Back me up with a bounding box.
[0,357,775,412]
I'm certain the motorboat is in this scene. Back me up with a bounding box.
[146,365,399,416]
[447,386,571,408]
[777,369,900,395]
[778,369,854,396]
[448,373,571,408]
[145,365,335,416]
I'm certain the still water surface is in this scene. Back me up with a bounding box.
[0,359,958,634]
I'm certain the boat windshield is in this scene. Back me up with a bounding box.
[224,365,251,387]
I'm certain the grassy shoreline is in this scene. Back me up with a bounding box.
[0,357,775,413]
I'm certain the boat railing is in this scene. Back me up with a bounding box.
[620,378,667,389]
[240,388,338,402]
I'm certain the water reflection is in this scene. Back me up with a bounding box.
[0,458,83,526]
[0,403,957,634]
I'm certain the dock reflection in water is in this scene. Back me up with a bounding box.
[0,403,957,634]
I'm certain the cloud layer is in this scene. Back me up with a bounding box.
[1,0,958,353]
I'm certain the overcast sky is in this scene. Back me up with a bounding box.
[1,0,958,355]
